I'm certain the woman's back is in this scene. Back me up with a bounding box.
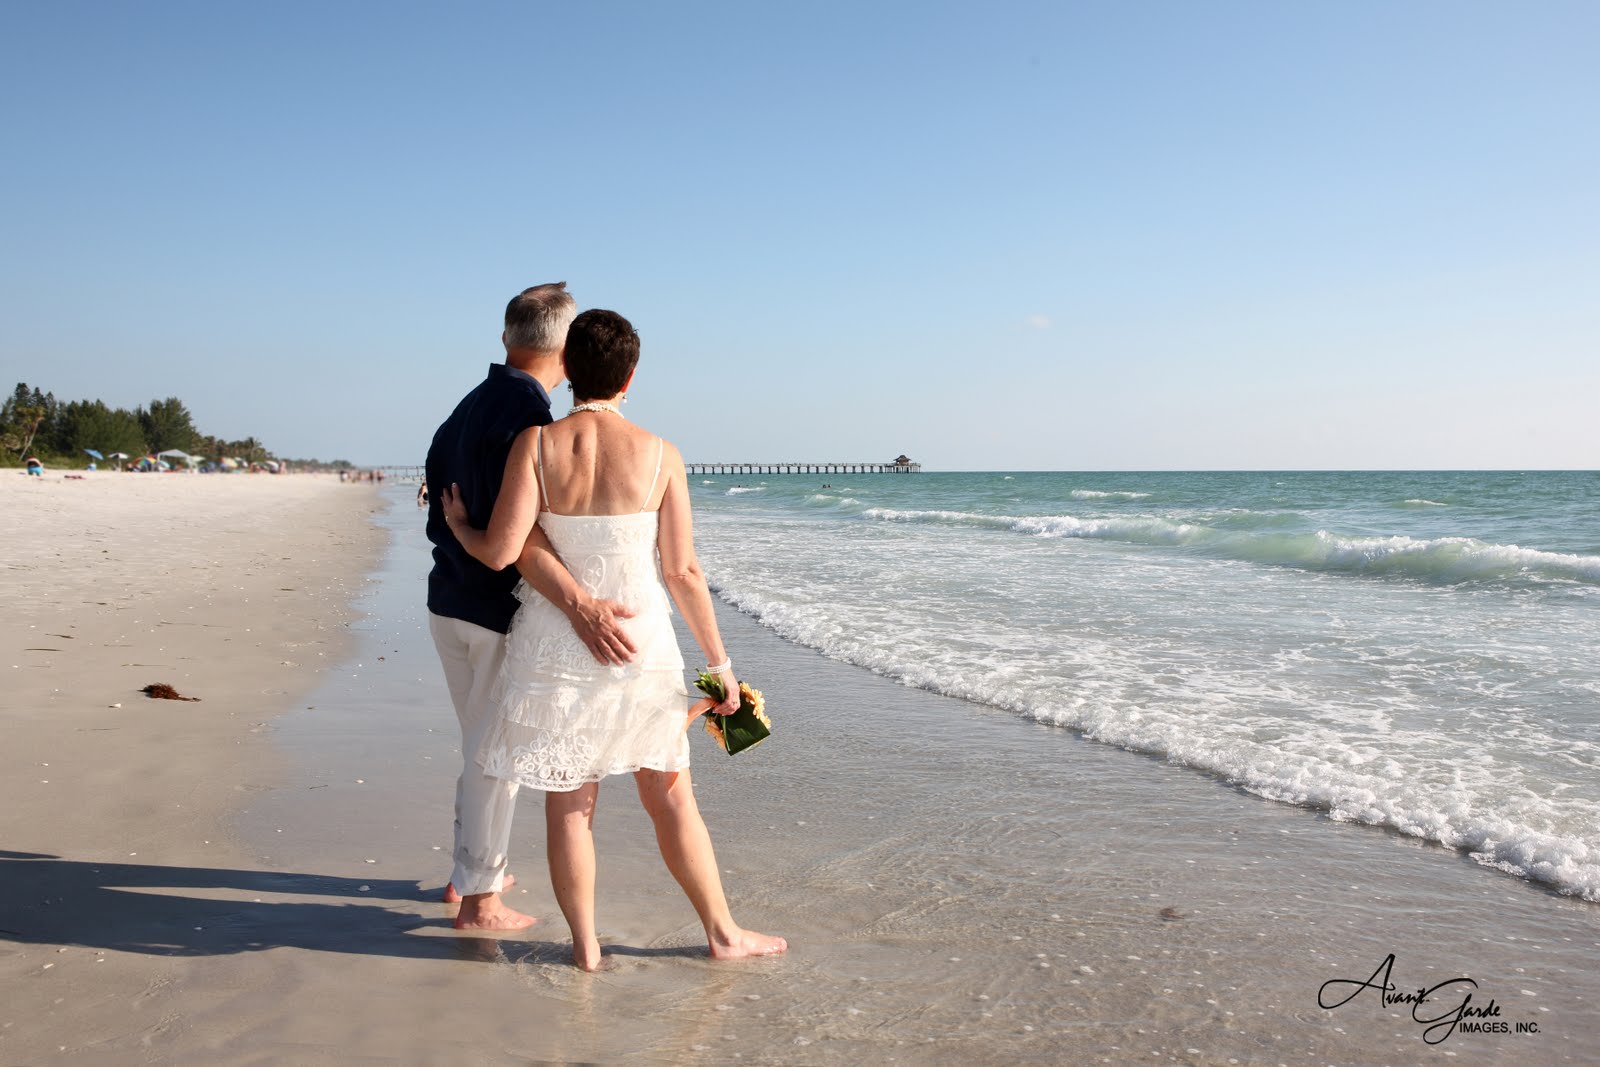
[538,412,667,517]
[448,303,786,968]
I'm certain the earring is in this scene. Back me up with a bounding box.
[620,393,629,404]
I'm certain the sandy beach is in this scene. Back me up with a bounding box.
[0,471,385,1061]
[5,478,1599,1065]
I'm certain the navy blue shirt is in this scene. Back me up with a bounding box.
[426,363,553,633]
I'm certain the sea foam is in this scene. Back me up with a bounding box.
[706,575,1600,902]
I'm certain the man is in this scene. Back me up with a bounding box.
[425,282,638,930]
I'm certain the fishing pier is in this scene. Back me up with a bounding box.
[686,460,921,475]
[385,458,921,482]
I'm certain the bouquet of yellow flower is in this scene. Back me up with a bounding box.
[694,670,772,755]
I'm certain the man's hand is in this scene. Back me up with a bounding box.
[568,596,639,665]
[515,521,637,664]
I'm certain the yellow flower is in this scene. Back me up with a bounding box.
[703,717,725,746]
[741,683,771,728]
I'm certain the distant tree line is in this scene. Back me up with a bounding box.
[0,382,351,470]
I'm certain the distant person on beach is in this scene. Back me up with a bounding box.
[417,479,428,508]
[425,283,640,932]
[442,308,786,970]
[25,457,43,476]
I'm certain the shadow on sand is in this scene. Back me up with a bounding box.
[0,850,711,968]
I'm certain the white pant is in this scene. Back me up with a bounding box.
[430,612,520,896]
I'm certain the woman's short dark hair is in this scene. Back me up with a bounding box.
[564,309,640,401]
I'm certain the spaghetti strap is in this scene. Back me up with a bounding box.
[640,437,664,512]
[535,425,551,511]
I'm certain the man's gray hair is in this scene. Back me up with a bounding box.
[504,282,578,352]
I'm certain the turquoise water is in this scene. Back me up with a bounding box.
[689,471,1600,901]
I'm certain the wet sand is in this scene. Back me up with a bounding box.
[5,481,1597,1065]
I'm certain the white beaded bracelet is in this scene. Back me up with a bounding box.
[705,658,732,674]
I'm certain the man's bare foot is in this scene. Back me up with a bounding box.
[453,898,537,932]
[709,928,788,960]
[572,938,617,972]
[442,871,515,904]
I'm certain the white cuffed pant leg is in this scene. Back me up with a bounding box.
[429,612,520,897]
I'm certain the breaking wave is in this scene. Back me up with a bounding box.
[861,508,1600,585]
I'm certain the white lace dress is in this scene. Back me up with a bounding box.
[476,509,693,792]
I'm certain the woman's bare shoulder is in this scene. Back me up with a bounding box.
[508,424,542,458]
[658,437,685,469]
[631,425,684,464]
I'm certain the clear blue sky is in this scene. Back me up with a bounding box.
[1,2,1595,469]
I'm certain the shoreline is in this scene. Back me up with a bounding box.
[5,478,1597,1064]
[0,472,386,1062]
[226,489,1600,1062]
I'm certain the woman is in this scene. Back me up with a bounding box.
[441,308,786,971]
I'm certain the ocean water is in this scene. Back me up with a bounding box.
[690,470,1600,903]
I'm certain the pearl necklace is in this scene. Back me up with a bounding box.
[568,401,624,417]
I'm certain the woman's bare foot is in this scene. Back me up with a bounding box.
[572,937,616,972]
[709,928,788,960]
[442,871,516,904]
[454,897,537,932]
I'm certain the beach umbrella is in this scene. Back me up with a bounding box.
[108,452,130,459]
[83,448,104,460]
